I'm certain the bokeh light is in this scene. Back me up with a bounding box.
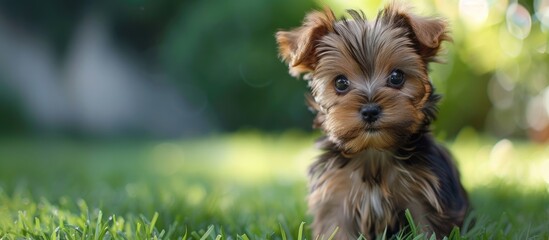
[506,3,532,39]
[535,0,549,30]
[459,0,490,27]
[526,87,549,132]
[499,24,524,57]
[488,72,515,110]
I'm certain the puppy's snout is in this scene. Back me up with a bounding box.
[360,104,382,123]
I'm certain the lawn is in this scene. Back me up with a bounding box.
[0,130,548,239]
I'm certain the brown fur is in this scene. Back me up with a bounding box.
[277,2,468,239]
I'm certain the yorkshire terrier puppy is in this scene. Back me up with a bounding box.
[276,2,469,239]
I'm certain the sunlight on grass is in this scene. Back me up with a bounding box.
[148,131,318,184]
[0,131,548,239]
[452,127,549,192]
[146,129,549,194]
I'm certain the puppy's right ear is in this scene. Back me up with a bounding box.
[276,9,335,78]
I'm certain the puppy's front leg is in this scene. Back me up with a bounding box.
[309,193,361,239]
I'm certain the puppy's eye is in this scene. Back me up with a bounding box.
[388,69,405,88]
[334,75,350,93]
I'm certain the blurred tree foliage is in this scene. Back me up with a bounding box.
[0,0,317,135]
[0,0,548,139]
[156,0,317,131]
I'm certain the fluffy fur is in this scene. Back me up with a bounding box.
[276,2,468,239]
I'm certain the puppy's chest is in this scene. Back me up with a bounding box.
[343,152,409,216]
[310,151,421,231]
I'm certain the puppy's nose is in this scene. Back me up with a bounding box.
[360,104,382,123]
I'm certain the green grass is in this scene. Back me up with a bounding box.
[0,130,548,239]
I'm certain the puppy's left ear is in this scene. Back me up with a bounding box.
[386,3,451,62]
[276,9,335,78]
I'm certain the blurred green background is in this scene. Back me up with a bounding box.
[0,0,548,140]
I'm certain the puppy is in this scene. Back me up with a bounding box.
[276,2,469,239]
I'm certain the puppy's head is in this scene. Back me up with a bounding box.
[277,3,449,155]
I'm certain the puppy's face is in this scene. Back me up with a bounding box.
[277,4,449,154]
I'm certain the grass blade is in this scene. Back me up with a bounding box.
[182,227,188,240]
[379,226,388,240]
[327,226,339,240]
[448,226,460,240]
[297,222,305,240]
[94,211,103,240]
[280,223,287,240]
[149,212,159,235]
[200,225,214,240]
[405,209,417,236]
